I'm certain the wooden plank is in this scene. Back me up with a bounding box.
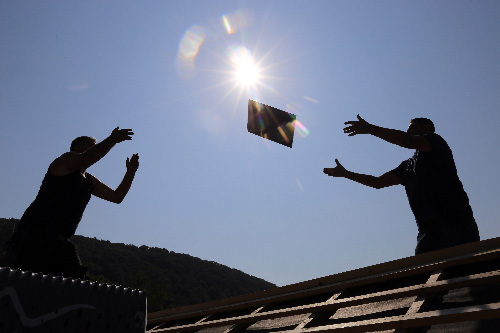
[300,302,500,332]
[148,248,500,325]
[392,271,443,333]
[196,314,214,324]
[294,291,344,330]
[222,305,270,333]
[403,270,442,316]
[149,270,500,332]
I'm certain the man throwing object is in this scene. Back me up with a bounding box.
[1,127,139,278]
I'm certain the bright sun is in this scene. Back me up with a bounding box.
[229,46,260,87]
[236,58,259,86]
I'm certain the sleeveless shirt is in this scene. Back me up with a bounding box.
[15,169,94,238]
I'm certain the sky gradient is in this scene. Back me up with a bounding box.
[1,0,500,287]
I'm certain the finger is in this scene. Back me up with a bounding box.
[344,128,355,134]
[357,114,363,121]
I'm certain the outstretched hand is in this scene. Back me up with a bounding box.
[110,127,134,144]
[343,114,372,136]
[323,159,348,177]
[126,153,140,173]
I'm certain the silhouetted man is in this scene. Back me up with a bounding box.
[324,115,479,255]
[1,127,139,278]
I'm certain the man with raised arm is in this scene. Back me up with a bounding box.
[1,127,140,278]
[323,115,479,255]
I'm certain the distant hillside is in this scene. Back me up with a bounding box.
[0,218,276,312]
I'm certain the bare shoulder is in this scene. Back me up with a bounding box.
[85,172,100,183]
[49,152,80,176]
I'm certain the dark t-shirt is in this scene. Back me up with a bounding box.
[391,133,472,228]
[14,169,94,238]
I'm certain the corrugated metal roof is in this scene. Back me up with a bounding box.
[0,268,147,333]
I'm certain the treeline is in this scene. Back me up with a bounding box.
[0,218,276,312]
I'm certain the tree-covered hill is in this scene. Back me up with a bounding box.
[0,218,276,312]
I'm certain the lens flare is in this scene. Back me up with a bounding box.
[222,16,232,34]
[175,25,206,79]
[303,96,319,104]
[277,126,290,144]
[221,9,252,35]
[296,177,305,192]
[294,120,310,138]
[257,113,264,131]
[286,102,310,138]
[286,102,300,115]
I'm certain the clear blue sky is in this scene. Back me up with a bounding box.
[1,1,499,287]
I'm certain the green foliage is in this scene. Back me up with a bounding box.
[0,218,276,312]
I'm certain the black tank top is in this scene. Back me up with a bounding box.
[15,169,94,238]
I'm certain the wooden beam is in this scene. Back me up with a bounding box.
[294,291,344,330]
[393,270,443,333]
[299,301,500,332]
[403,270,442,316]
[222,305,271,333]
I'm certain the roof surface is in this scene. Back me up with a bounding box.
[147,237,500,332]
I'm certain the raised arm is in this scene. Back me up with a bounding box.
[343,115,431,152]
[323,159,401,189]
[90,153,139,204]
[50,127,134,176]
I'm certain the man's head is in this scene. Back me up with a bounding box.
[70,136,97,153]
[407,118,435,135]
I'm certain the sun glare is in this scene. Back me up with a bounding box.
[236,58,259,86]
[228,46,260,87]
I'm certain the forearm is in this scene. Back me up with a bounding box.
[369,125,413,149]
[80,136,117,169]
[343,170,384,189]
[113,170,137,203]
